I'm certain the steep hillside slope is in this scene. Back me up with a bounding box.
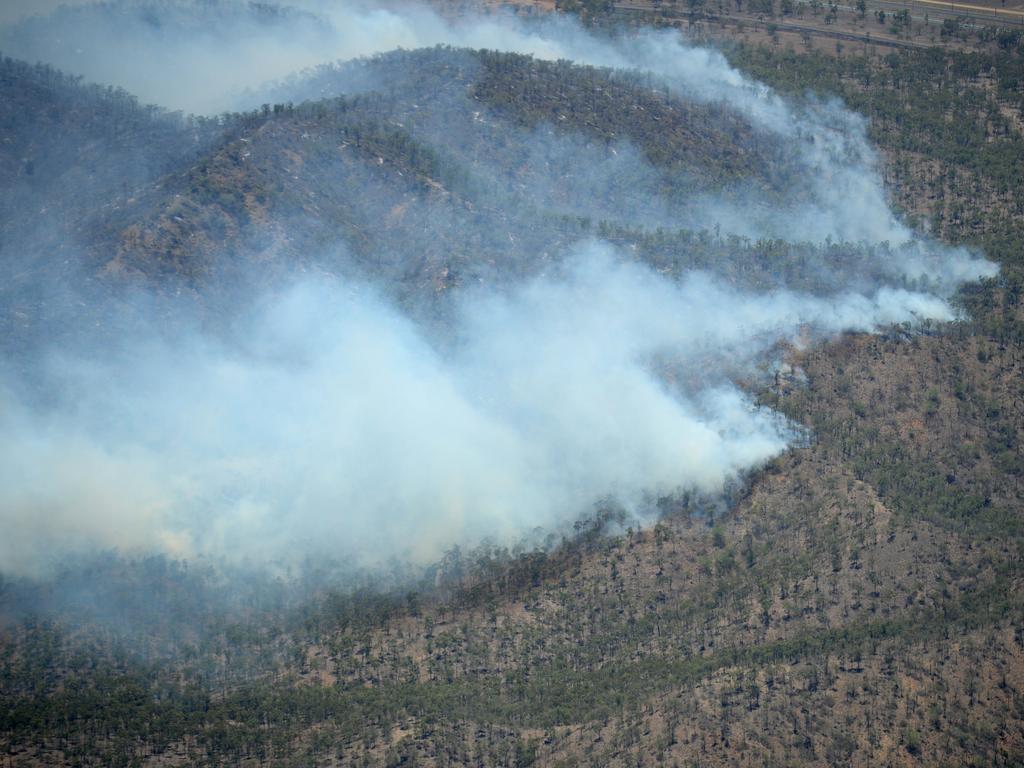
[2,44,893,359]
[0,54,222,351]
[93,47,807,293]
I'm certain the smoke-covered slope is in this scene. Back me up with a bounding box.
[0,54,223,352]
[0,2,997,575]
[48,44,973,311]
[93,47,804,292]
[1,2,1022,766]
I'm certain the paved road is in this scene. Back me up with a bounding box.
[615,4,937,45]
[613,0,1024,35]
[799,0,1024,27]
[909,0,1024,20]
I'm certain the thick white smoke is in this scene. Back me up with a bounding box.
[0,0,998,576]
[0,245,971,575]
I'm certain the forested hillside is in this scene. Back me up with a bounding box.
[83,47,812,292]
[1,43,905,342]
[0,4,1022,767]
[0,54,221,352]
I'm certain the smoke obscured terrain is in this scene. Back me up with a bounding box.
[1,3,1023,765]
[0,1,996,577]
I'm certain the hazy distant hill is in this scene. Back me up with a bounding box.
[0,54,221,351]
[84,46,799,283]
[1,44,892,348]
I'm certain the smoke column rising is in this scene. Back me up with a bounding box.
[0,0,998,577]
[0,244,977,576]
[0,0,997,273]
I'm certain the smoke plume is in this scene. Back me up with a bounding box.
[0,0,997,578]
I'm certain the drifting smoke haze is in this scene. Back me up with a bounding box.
[0,1,992,264]
[0,0,998,580]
